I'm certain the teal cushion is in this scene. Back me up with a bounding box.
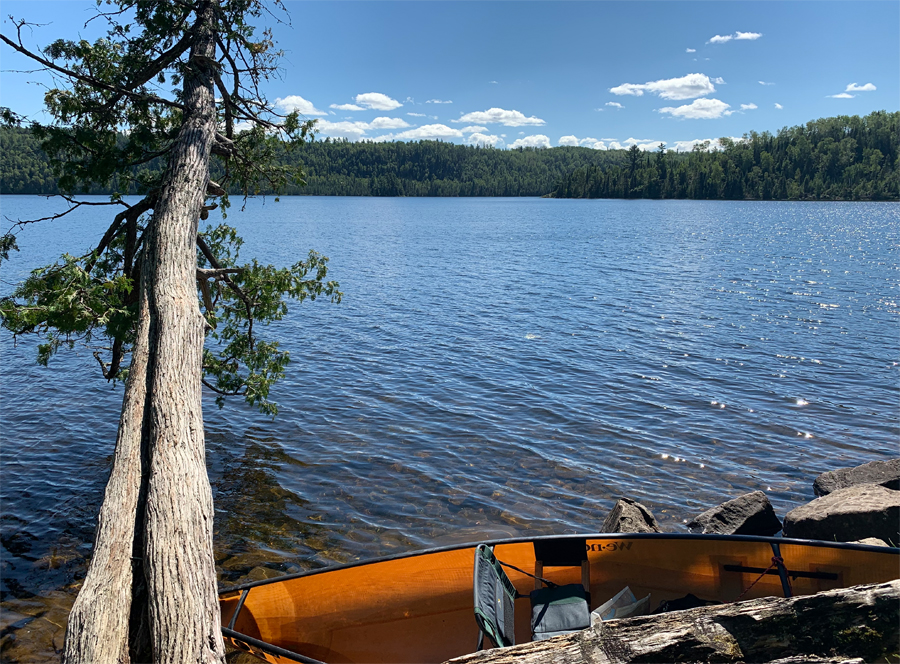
[530,584,590,639]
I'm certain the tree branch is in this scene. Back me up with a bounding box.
[200,377,246,396]
[196,233,255,347]
[0,26,186,111]
[84,195,155,274]
[4,196,128,232]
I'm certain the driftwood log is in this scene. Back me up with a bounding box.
[446,581,899,664]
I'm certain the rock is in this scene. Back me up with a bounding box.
[601,498,661,533]
[850,537,890,547]
[813,458,900,497]
[445,581,900,664]
[783,484,900,544]
[686,491,782,536]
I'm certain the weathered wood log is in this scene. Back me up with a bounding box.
[446,581,899,664]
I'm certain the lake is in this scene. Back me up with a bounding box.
[1,196,898,660]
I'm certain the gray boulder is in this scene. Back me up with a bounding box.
[850,537,890,547]
[686,490,782,536]
[813,458,900,497]
[601,498,661,533]
[783,484,900,544]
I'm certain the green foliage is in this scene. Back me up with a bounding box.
[198,224,341,414]
[278,140,625,197]
[1,127,626,197]
[0,0,339,414]
[0,249,136,372]
[550,111,899,201]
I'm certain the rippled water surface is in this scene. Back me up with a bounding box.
[1,196,898,659]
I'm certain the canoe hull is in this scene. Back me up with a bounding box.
[219,533,899,664]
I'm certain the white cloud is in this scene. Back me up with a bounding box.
[605,101,624,109]
[672,139,711,151]
[407,112,427,117]
[829,92,855,99]
[724,102,758,116]
[330,103,365,111]
[774,103,783,109]
[686,48,696,53]
[489,80,498,84]
[354,92,403,110]
[315,117,409,139]
[274,95,327,116]
[316,120,373,140]
[846,82,876,92]
[759,81,775,86]
[559,136,607,149]
[658,98,731,119]
[607,139,660,151]
[712,77,726,85]
[368,117,411,129]
[374,124,464,142]
[581,138,607,149]
[509,134,551,149]
[460,125,489,134]
[426,99,453,104]
[453,107,545,126]
[670,137,743,152]
[709,31,762,44]
[466,132,502,147]
[610,73,717,100]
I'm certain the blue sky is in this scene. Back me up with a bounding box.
[2,1,897,151]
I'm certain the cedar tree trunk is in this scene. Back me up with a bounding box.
[63,3,225,663]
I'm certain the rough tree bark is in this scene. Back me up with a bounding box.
[446,581,900,664]
[63,3,224,663]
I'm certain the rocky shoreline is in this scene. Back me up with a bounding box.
[602,458,900,548]
[3,459,897,663]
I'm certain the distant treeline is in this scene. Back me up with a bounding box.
[549,111,898,201]
[0,127,623,197]
[2,111,897,200]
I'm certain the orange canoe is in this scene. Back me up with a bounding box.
[219,533,899,664]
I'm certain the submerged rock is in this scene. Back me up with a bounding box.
[783,484,900,544]
[686,490,782,536]
[601,498,661,533]
[813,458,900,497]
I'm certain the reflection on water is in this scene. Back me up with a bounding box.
[2,197,898,661]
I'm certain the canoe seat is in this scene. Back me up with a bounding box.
[530,538,591,640]
[473,539,592,650]
[473,544,518,649]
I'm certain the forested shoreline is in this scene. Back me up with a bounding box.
[0,128,624,197]
[1,111,896,200]
[550,111,898,201]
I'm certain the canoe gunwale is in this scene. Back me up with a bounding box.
[223,626,321,664]
[218,532,897,595]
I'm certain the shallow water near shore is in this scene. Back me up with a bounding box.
[1,196,898,660]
